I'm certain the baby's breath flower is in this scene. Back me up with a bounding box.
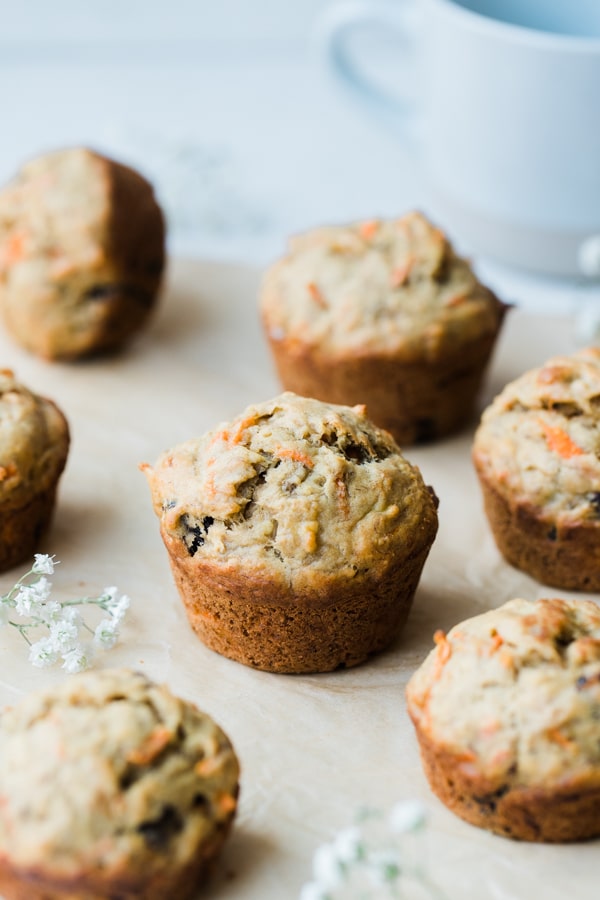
[32,554,57,575]
[94,618,119,649]
[299,883,331,900]
[389,799,427,834]
[313,843,345,890]
[29,637,60,668]
[301,802,446,900]
[1,556,130,672]
[49,619,79,652]
[62,647,92,674]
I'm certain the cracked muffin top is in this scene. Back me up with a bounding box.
[260,211,504,358]
[143,393,438,588]
[473,348,600,524]
[0,369,69,507]
[0,668,239,876]
[406,597,600,786]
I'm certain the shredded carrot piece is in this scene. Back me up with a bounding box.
[433,630,452,669]
[275,447,314,468]
[390,258,413,288]
[538,418,584,459]
[444,292,468,308]
[489,633,504,654]
[231,416,258,443]
[546,727,573,749]
[195,756,224,777]
[126,727,172,766]
[215,792,237,814]
[359,219,379,240]
[307,281,327,308]
[2,232,26,265]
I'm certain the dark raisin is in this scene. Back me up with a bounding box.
[547,526,557,541]
[137,805,183,849]
[588,493,600,517]
[551,401,582,417]
[192,793,210,810]
[181,514,214,557]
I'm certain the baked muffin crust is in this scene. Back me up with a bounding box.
[0,369,69,571]
[473,348,600,589]
[260,212,506,443]
[407,597,600,842]
[0,669,240,899]
[0,147,165,359]
[144,392,439,672]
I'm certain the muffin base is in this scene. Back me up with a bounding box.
[0,485,61,573]
[266,327,503,446]
[0,821,233,900]
[412,726,600,842]
[476,473,600,592]
[165,536,434,673]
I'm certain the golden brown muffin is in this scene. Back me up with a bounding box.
[0,668,240,900]
[143,392,439,673]
[0,147,165,360]
[406,597,600,842]
[260,211,507,445]
[472,348,600,591]
[0,369,69,572]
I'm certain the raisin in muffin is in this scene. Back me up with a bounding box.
[0,668,240,900]
[472,348,600,591]
[143,392,439,673]
[407,597,600,842]
[0,147,165,360]
[259,211,507,445]
[0,369,69,572]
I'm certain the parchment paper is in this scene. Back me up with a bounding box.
[0,260,597,899]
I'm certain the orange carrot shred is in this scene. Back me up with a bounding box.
[307,281,327,308]
[275,447,314,468]
[126,727,172,766]
[538,418,584,459]
[546,727,573,749]
[359,219,379,240]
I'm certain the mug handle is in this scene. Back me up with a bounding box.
[316,0,422,141]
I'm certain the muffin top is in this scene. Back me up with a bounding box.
[473,348,600,524]
[144,392,438,590]
[406,597,600,787]
[0,148,111,282]
[0,668,239,876]
[260,211,504,358]
[0,369,69,507]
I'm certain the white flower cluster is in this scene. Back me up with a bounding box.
[1,555,130,673]
[300,801,446,900]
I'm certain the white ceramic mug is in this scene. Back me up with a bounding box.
[318,0,600,278]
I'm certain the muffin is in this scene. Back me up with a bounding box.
[0,147,165,360]
[0,668,240,900]
[406,597,600,842]
[472,348,600,591]
[259,211,507,445]
[0,369,69,572]
[143,392,439,673]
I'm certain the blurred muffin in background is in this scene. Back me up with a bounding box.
[0,147,165,360]
[472,347,600,591]
[260,211,508,445]
[0,369,69,572]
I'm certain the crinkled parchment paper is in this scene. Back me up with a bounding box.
[0,260,597,899]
